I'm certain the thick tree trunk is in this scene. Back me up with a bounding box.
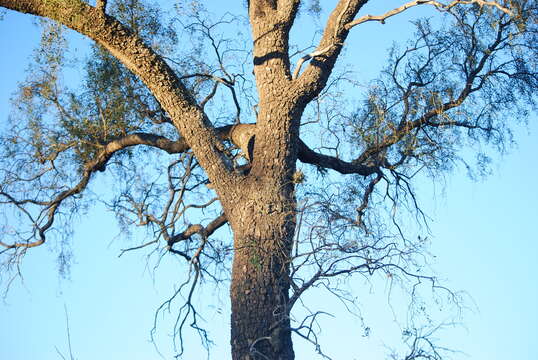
[227,182,296,360]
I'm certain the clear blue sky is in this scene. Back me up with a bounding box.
[1,2,537,360]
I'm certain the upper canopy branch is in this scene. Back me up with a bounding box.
[293,0,514,102]
[249,0,297,86]
[0,0,234,188]
[168,213,228,247]
[356,13,513,164]
[293,0,368,101]
[345,0,513,29]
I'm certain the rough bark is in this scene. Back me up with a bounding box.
[225,177,296,360]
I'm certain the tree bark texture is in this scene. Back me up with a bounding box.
[222,111,299,359]
[227,190,296,360]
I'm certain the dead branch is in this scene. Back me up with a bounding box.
[346,0,513,30]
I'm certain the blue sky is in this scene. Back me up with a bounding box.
[1,2,537,360]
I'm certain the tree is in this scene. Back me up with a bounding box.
[0,1,536,359]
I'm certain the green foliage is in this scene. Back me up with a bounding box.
[4,1,181,171]
[112,0,177,52]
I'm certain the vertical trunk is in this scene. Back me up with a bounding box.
[228,5,300,353]
[227,181,296,360]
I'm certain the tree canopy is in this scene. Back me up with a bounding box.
[0,1,537,359]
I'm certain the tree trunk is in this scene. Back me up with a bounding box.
[227,180,296,360]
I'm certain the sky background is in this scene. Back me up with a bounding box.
[1,2,537,360]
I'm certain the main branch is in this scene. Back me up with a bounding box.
[293,0,368,101]
[0,0,234,189]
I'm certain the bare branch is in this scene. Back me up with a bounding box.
[297,139,378,176]
[293,0,367,100]
[346,0,513,30]
[0,132,190,252]
[168,213,227,247]
[292,44,335,80]
[118,239,159,258]
[0,168,94,251]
